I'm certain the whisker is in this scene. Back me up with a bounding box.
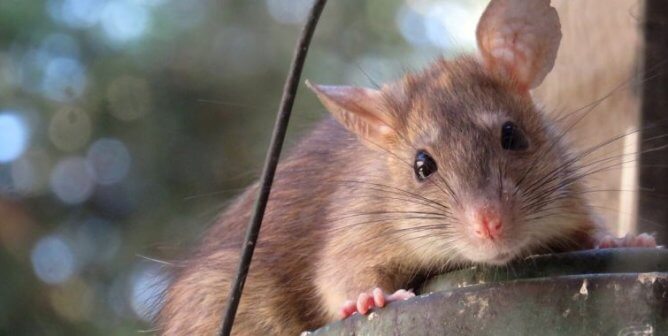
[324,216,450,233]
[329,179,451,211]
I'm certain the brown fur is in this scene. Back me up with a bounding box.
[156,57,606,335]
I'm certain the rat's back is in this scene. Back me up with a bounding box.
[156,118,374,335]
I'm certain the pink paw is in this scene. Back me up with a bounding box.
[597,233,657,248]
[339,288,415,319]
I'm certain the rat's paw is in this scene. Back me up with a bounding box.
[597,233,657,248]
[339,288,415,319]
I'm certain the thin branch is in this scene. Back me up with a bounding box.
[217,1,329,335]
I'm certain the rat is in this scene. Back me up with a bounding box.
[156,0,657,335]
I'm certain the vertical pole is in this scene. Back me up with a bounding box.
[638,0,668,243]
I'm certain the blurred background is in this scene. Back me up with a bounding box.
[0,0,492,334]
[0,0,655,335]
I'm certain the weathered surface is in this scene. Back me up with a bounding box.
[423,248,668,292]
[311,249,668,336]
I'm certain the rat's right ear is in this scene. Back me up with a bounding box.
[306,80,396,145]
[476,0,561,90]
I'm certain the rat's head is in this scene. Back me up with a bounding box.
[308,0,583,265]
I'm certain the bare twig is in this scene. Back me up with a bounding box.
[217,1,329,335]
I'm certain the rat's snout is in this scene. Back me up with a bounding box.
[466,205,505,241]
[473,208,503,240]
[458,199,520,264]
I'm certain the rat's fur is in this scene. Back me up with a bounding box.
[154,1,634,334]
[156,57,605,335]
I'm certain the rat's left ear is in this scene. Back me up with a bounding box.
[476,0,561,90]
[306,80,397,146]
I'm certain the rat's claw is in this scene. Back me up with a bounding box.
[596,233,657,248]
[339,300,357,319]
[356,292,374,315]
[339,288,415,319]
[386,289,415,301]
[372,288,386,308]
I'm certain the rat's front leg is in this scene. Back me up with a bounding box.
[596,232,657,248]
[574,213,658,249]
[315,260,415,321]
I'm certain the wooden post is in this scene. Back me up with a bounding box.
[639,0,668,244]
[535,0,644,235]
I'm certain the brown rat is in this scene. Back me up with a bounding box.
[156,0,657,335]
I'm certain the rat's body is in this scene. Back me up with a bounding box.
[157,1,656,335]
[158,57,602,335]
[159,117,400,335]
[159,116,390,334]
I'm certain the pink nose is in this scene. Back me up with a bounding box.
[473,209,503,240]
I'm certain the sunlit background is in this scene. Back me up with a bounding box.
[0,0,489,334]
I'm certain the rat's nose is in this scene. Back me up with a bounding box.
[472,208,503,240]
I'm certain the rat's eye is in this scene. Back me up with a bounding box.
[414,150,438,181]
[501,121,529,151]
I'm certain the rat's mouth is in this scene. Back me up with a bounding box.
[479,237,533,265]
[488,251,514,264]
[458,234,529,265]
[464,241,526,265]
[463,248,516,265]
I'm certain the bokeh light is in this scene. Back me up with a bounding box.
[39,33,81,61]
[396,5,431,47]
[31,235,77,285]
[48,0,106,29]
[49,278,94,322]
[106,75,152,121]
[130,264,169,322]
[10,149,52,196]
[15,36,86,101]
[133,0,165,6]
[41,57,87,102]
[87,138,131,185]
[101,0,150,43]
[74,217,121,264]
[108,274,131,319]
[398,0,484,51]
[48,0,153,44]
[50,156,96,204]
[0,112,30,163]
[48,107,92,152]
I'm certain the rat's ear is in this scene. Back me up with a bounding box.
[306,80,396,145]
[476,0,561,90]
